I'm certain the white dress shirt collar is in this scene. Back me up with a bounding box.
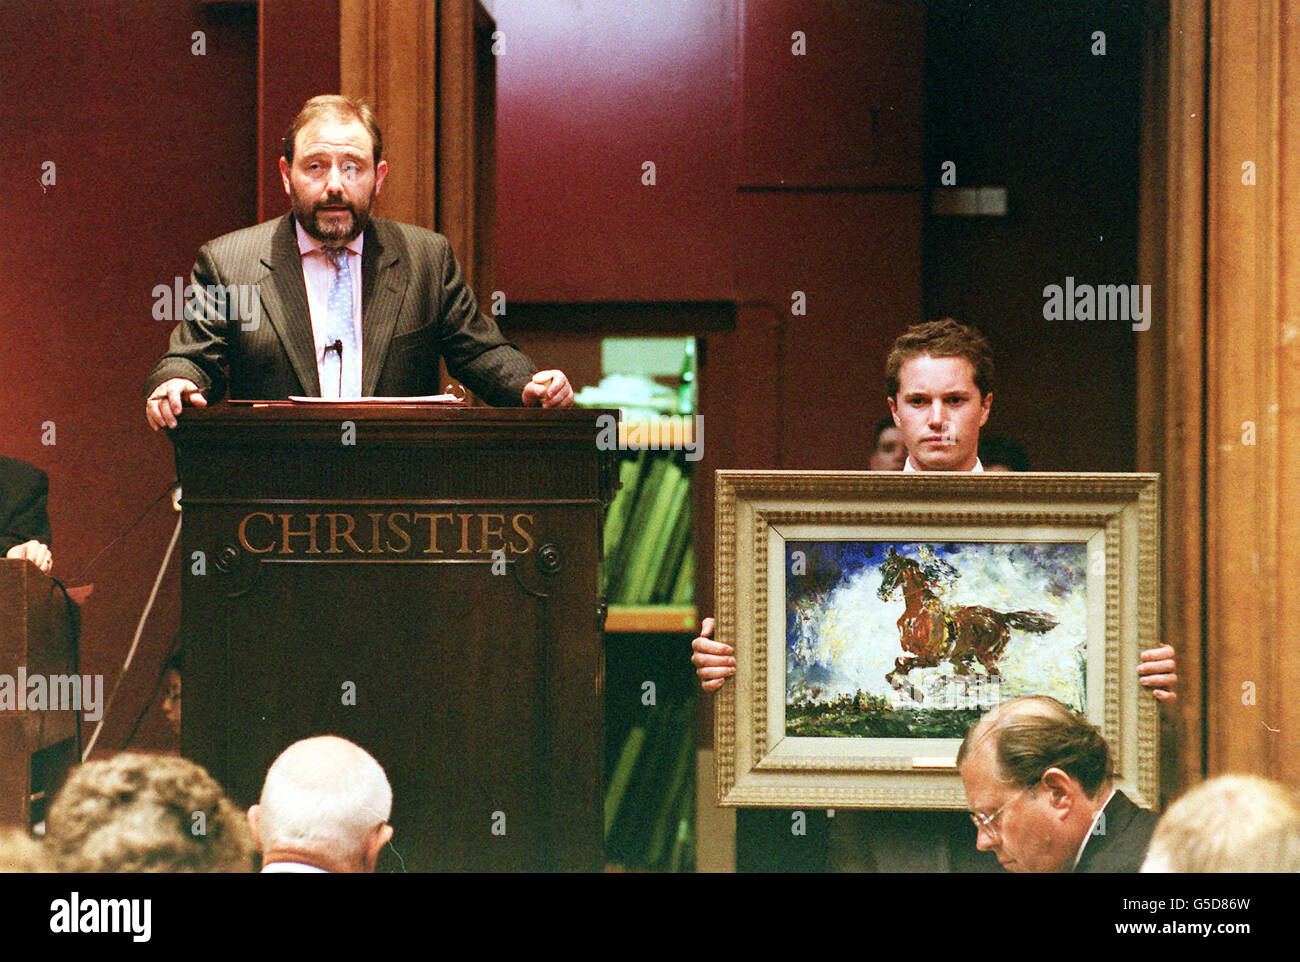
[1073,786,1117,870]
[261,860,330,873]
[903,456,984,472]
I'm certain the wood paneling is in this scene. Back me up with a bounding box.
[437,1,496,293]
[1138,0,1202,795]
[340,0,496,400]
[735,191,923,471]
[1151,0,1300,785]
[1206,1,1270,778]
[1202,0,1300,782]
[339,0,438,228]
[492,0,737,302]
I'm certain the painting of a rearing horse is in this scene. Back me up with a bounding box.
[877,547,1058,691]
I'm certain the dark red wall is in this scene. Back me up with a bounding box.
[1,0,258,754]
[258,0,340,221]
[735,0,923,189]
[496,1,926,619]
[494,0,737,302]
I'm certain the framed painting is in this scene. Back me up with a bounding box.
[714,471,1160,810]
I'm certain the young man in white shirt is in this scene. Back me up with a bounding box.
[689,318,1175,872]
[692,318,1177,698]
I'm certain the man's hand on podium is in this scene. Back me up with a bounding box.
[521,370,574,409]
[6,539,52,574]
[146,378,207,431]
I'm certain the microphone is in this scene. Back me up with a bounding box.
[323,339,344,398]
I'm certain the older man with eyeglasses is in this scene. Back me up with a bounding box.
[957,694,1158,873]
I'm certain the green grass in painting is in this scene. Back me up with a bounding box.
[786,694,983,739]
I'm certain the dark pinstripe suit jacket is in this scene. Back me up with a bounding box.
[145,215,536,406]
[0,456,51,555]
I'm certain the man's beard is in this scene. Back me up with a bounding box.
[291,188,374,245]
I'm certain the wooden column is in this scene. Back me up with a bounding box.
[436,1,497,297]
[1147,0,1300,785]
[1204,0,1300,781]
[339,0,496,401]
[338,0,493,272]
[338,0,439,229]
[1137,0,1204,795]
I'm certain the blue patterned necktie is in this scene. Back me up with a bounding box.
[322,246,359,398]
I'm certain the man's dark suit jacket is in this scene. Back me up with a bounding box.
[0,456,52,555]
[145,214,536,406]
[1074,789,1158,873]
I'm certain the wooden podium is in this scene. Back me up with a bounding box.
[169,405,616,871]
[0,560,79,829]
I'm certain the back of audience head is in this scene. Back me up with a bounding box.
[248,735,393,873]
[44,752,255,872]
[1142,774,1300,873]
[0,827,51,872]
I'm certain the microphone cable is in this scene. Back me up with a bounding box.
[73,481,183,760]
[63,481,176,587]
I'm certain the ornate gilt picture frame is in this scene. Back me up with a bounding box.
[714,471,1160,810]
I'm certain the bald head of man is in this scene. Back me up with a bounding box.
[248,735,393,873]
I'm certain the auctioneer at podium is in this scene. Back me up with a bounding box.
[169,404,615,871]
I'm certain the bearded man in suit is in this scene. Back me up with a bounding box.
[145,95,572,428]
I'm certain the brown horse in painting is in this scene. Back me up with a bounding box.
[877,548,1058,694]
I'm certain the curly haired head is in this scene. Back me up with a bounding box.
[45,753,255,873]
[0,827,51,872]
[885,318,994,400]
